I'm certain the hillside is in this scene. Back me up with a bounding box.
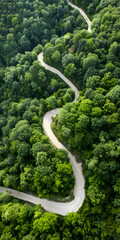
[0,0,120,239]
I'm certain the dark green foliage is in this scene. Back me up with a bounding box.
[48,1,120,239]
[0,0,77,199]
[0,0,120,239]
[0,92,74,197]
[0,0,87,67]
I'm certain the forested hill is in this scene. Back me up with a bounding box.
[0,0,87,67]
[73,0,120,14]
[50,0,120,239]
[0,0,120,239]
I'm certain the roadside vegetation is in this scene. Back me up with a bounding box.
[0,0,120,239]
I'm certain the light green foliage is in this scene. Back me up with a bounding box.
[88,184,105,204]
[33,212,58,237]
[11,17,19,27]
[33,158,74,197]
[106,85,120,102]
[101,72,117,89]
[64,63,76,78]
[61,126,71,138]
[36,151,48,166]
[3,175,18,189]
[51,50,61,63]
[78,99,92,115]
[105,62,115,72]
[83,54,99,70]
[57,109,68,125]
[0,231,17,240]
[102,99,116,114]
[86,75,101,89]
[46,96,57,110]
[91,107,102,117]
[2,203,24,224]
[22,235,36,240]
[0,201,34,239]
[20,166,34,191]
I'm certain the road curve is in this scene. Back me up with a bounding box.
[0,1,91,215]
[38,53,79,102]
[67,0,91,32]
[0,54,85,216]
[38,51,86,214]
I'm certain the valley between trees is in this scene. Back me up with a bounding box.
[0,0,120,239]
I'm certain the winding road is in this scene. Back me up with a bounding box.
[67,0,91,32]
[0,1,92,215]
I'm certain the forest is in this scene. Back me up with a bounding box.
[0,0,120,239]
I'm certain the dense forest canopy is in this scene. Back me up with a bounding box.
[0,0,120,239]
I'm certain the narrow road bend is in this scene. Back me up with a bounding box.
[67,0,91,32]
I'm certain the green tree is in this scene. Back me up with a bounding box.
[78,99,92,115]
[32,212,58,238]
[106,85,120,102]
[0,231,16,240]
[19,35,31,52]
[91,107,102,117]
[102,99,116,115]
[3,175,18,189]
[109,41,119,56]
[22,235,36,240]
[87,176,105,205]
[61,126,71,138]
[56,161,74,195]
[64,63,76,78]
[46,96,57,110]
[11,17,19,27]
[83,54,99,70]
[62,54,75,67]
[10,120,32,142]
[86,75,101,89]
[36,151,48,166]
[51,50,61,63]
[17,142,30,163]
